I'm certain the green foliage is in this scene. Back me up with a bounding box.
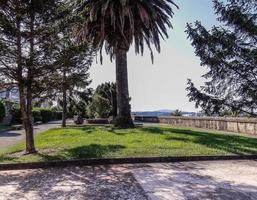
[33,108,54,123]
[186,0,257,116]
[95,82,117,117]
[74,0,178,62]
[11,106,62,124]
[0,100,5,121]
[87,95,112,118]
[11,106,22,124]
[32,110,42,122]
[52,111,63,121]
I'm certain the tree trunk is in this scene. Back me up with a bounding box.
[19,84,36,154]
[22,6,36,154]
[62,68,67,127]
[62,85,67,128]
[115,49,134,128]
[16,7,36,154]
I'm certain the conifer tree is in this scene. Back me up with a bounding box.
[0,0,61,153]
[186,0,257,116]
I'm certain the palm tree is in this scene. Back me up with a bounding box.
[74,0,178,128]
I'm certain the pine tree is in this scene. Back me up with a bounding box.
[0,0,61,153]
[51,25,95,127]
[186,0,257,116]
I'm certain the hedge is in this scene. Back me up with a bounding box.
[32,109,42,122]
[0,100,5,122]
[11,107,62,124]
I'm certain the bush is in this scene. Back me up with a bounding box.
[33,108,52,123]
[34,108,63,123]
[87,95,111,118]
[74,115,84,125]
[0,100,5,122]
[11,106,22,124]
[55,111,63,120]
[11,106,62,124]
[32,109,42,122]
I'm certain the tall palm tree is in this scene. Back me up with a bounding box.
[74,0,178,128]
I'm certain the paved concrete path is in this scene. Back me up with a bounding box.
[133,160,257,200]
[1,160,257,200]
[0,121,61,151]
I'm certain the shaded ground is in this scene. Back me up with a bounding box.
[0,121,61,151]
[0,165,147,200]
[1,160,257,200]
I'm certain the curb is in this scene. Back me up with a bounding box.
[1,155,257,171]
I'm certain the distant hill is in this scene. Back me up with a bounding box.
[132,109,201,117]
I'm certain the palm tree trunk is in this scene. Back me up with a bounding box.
[115,48,134,128]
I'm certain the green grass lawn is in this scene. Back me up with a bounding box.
[1,125,257,164]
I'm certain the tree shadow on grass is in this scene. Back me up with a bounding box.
[104,126,131,136]
[39,144,126,161]
[66,126,98,134]
[171,128,257,155]
[140,127,165,134]
[147,128,257,155]
[142,127,257,155]
[0,154,15,162]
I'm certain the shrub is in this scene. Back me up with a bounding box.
[32,109,42,122]
[33,108,52,123]
[11,106,62,124]
[74,115,84,125]
[11,106,22,124]
[0,100,5,122]
[87,95,111,118]
[55,111,63,120]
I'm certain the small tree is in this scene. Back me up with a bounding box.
[87,95,111,118]
[95,82,117,117]
[49,8,95,127]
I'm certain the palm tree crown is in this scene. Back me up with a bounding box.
[74,0,178,62]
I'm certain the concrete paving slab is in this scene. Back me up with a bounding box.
[133,160,257,200]
[1,160,257,200]
[0,165,147,200]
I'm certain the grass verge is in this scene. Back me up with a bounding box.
[1,125,257,164]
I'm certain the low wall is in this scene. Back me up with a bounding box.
[134,116,257,135]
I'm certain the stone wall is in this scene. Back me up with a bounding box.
[134,116,257,135]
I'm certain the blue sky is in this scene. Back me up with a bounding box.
[90,0,219,112]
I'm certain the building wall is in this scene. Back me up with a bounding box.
[134,116,257,135]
